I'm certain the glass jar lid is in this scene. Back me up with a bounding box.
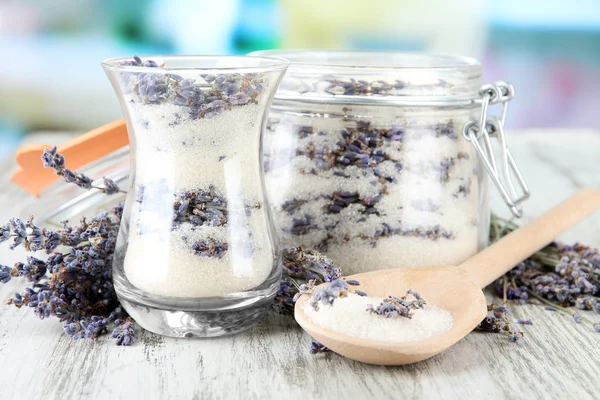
[249,50,482,106]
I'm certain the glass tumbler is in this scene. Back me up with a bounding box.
[102,55,289,337]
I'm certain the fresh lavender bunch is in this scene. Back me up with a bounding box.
[1,205,135,345]
[42,146,122,194]
[491,214,600,334]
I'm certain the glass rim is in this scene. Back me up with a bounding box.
[101,54,290,73]
[248,49,481,71]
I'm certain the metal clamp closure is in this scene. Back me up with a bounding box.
[462,82,530,218]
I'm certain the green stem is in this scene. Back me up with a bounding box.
[286,276,303,290]
[530,253,561,267]
[306,266,328,281]
[503,274,508,304]
[89,185,127,195]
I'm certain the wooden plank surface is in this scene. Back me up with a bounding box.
[0,130,599,400]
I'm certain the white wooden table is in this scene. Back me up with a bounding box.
[0,130,599,400]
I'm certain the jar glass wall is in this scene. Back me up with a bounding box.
[251,51,490,275]
[103,55,288,337]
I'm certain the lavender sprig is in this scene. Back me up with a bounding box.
[42,146,123,194]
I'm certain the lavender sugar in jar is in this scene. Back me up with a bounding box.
[251,51,529,275]
[103,55,288,337]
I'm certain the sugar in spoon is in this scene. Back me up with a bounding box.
[294,188,600,365]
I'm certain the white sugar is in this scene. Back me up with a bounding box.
[124,222,273,298]
[132,102,265,196]
[123,101,274,298]
[304,293,454,342]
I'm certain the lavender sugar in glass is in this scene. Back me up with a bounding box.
[103,55,288,338]
[252,51,491,274]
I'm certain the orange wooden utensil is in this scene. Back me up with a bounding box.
[11,119,128,197]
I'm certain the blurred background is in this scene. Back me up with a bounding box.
[0,0,599,159]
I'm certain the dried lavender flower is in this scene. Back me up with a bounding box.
[42,146,123,194]
[100,177,121,195]
[112,318,137,346]
[476,304,524,343]
[516,319,533,325]
[309,340,329,354]
[192,239,229,258]
[308,279,350,311]
[0,265,11,284]
[508,332,524,342]
[274,246,362,314]
[366,290,425,319]
[0,223,10,243]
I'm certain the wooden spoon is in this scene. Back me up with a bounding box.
[295,188,600,365]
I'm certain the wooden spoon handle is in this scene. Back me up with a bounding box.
[10,120,128,197]
[461,188,600,289]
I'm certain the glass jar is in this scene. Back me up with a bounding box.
[250,50,528,275]
[102,55,289,337]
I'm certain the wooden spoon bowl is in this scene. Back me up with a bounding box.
[296,266,486,365]
[295,188,600,365]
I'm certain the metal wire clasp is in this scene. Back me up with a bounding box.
[462,82,530,218]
